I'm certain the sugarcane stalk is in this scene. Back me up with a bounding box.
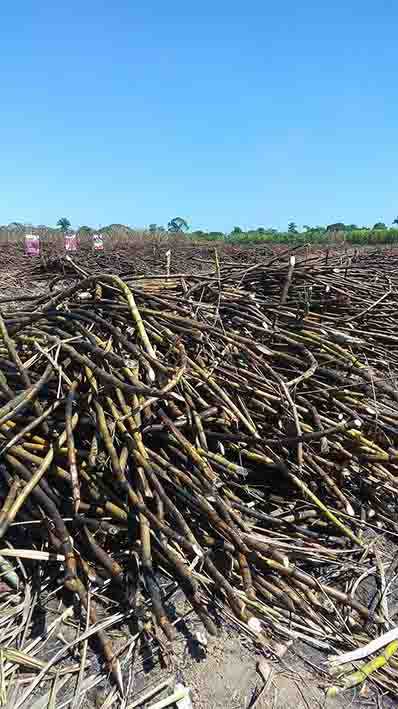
[327,640,398,697]
[65,381,80,513]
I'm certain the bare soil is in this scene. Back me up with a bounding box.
[80,617,397,709]
[26,583,394,709]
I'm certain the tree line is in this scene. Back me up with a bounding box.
[9,216,398,246]
[55,217,191,233]
[55,216,398,235]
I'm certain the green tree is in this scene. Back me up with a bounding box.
[79,225,92,234]
[149,224,158,233]
[8,222,24,230]
[326,222,346,231]
[393,218,398,225]
[373,222,386,229]
[304,226,325,234]
[57,217,71,231]
[168,217,189,232]
[232,226,242,234]
[288,222,298,234]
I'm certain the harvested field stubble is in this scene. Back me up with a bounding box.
[1,244,398,702]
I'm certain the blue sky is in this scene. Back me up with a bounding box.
[1,0,397,231]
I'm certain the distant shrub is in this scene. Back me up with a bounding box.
[373,222,386,230]
[206,231,226,241]
[345,228,398,245]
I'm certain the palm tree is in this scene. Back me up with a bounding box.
[57,217,71,231]
[167,217,189,233]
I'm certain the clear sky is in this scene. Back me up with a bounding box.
[1,0,397,231]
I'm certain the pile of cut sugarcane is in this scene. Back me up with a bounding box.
[1,247,398,699]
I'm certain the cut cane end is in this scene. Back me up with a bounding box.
[248,617,262,634]
[196,631,208,647]
[113,660,124,695]
[326,686,340,697]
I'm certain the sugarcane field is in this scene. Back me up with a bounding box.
[1,230,398,709]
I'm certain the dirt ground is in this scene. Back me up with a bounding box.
[16,578,396,709]
[73,580,398,709]
[84,623,396,709]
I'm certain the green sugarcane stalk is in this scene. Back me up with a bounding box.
[327,639,398,697]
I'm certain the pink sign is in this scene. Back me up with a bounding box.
[25,233,40,256]
[93,233,104,251]
[65,233,77,252]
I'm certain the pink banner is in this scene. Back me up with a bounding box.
[93,233,104,251]
[25,233,40,256]
[65,233,77,252]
